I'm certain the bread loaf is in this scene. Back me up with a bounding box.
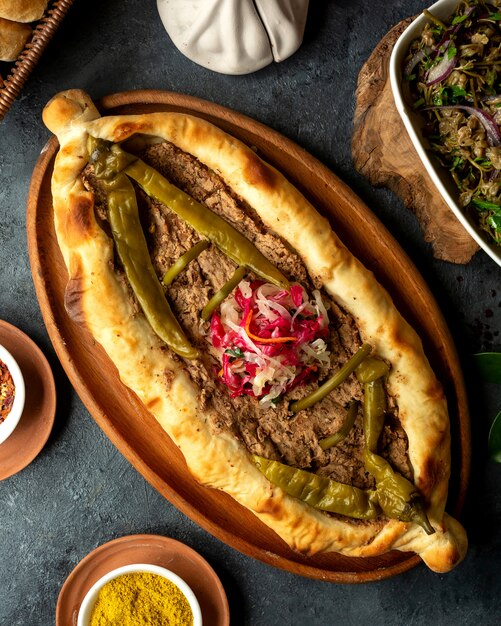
[0,17,31,61]
[0,0,48,23]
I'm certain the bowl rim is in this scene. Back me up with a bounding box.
[77,562,203,626]
[389,0,501,267]
[0,343,25,445]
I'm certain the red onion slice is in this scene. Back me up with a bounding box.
[425,105,501,146]
[426,42,457,85]
[432,5,475,51]
[404,48,428,77]
[424,6,475,85]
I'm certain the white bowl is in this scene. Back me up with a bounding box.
[77,563,203,626]
[389,0,501,267]
[0,343,25,445]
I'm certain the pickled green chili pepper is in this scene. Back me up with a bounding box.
[124,157,289,288]
[318,400,359,451]
[364,450,435,534]
[97,171,198,360]
[363,379,387,453]
[88,138,288,288]
[355,357,390,384]
[201,266,247,321]
[89,136,136,180]
[163,240,210,286]
[252,455,379,520]
[362,376,435,535]
[290,343,372,414]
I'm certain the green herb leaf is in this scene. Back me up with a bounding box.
[432,91,444,106]
[225,347,244,359]
[448,44,457,60]
[487,215,501,233]
[486,69,497,88]
[423,57,434,71]
[451,155,465,171]
[489,12,501,21]
[434,85,468,106]
[473,352,501,384]
[452,14,469,25]
[471,198,501,215]
[473,157,493,167]
[488,409,501,463]
[449,85,467,98]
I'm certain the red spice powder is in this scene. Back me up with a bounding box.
[0,358,15,424]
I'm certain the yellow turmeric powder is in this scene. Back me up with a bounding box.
[89,571,194,625]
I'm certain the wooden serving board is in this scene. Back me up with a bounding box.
[27,89,470,583]
[353,19,480,264]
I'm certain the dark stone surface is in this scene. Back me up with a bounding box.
[0,0,500,624]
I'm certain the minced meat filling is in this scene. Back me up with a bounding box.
[82,140,413,491]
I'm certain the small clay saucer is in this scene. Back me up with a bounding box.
[56,534,230,626]
[0,320,56,480]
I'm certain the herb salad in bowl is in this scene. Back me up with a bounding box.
[390,0,501,266]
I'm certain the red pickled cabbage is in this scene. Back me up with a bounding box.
[209,280,331,407]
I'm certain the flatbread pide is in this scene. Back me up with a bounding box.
[42,90,467,572]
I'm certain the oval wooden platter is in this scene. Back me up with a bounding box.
[27,90,470,583]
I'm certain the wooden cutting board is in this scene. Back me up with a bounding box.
[352,18,480,264]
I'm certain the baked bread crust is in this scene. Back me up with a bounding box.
[42,89,467,573]
[0,17,31,61]
[0,0,47,22]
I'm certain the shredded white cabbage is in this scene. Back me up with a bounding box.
[216,282,332,409]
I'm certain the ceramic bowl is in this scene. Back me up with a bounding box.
[389,0,501,267]
[77,562,202,626]
[0,343,25,445]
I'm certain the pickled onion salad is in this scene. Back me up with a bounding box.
[208,280,331,408]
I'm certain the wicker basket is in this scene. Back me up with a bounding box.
[0,0,74,121]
